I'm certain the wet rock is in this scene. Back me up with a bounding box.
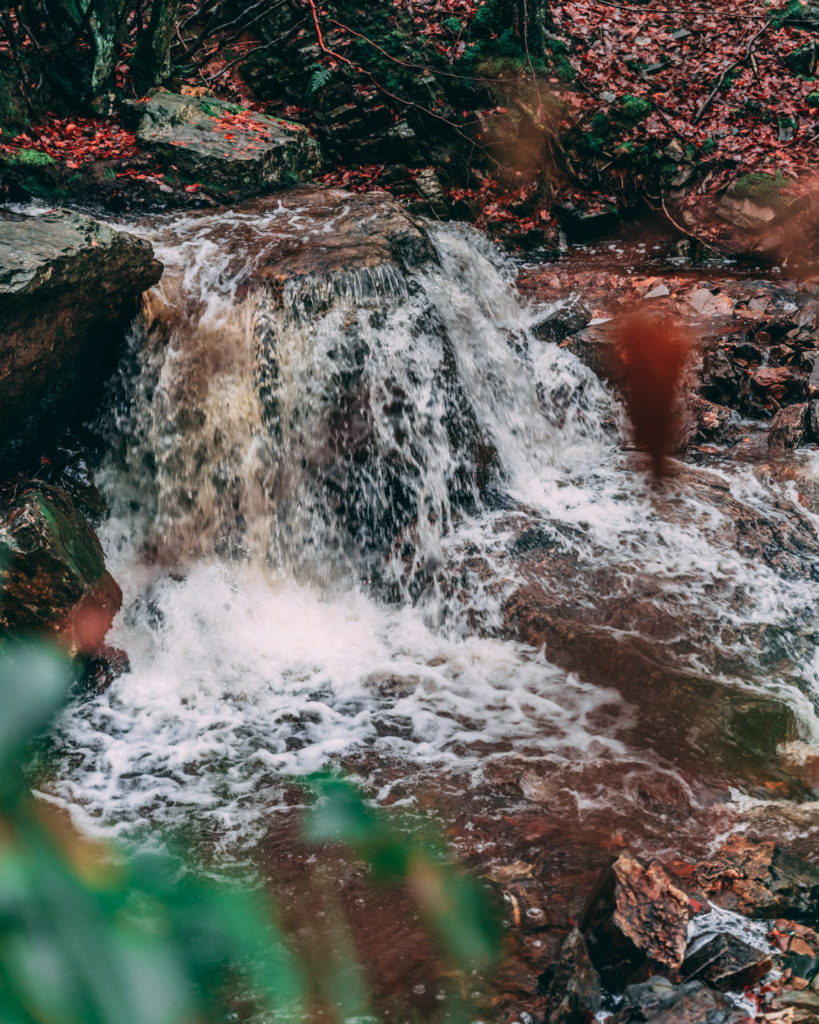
[0,483,121,647]
[580,853,690,988]
[543,928,602,1024]
[768,403,808,449]
[80,644,130,693]
[681,933,773,990]
[0,209,162,470]
[612,977,743,1024]
[693,836,819,923]
[133,92,319,196]
[532,296,592,344]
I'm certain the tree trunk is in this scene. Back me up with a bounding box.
[133,0,180,96]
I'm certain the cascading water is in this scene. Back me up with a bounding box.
[44,190,819,865]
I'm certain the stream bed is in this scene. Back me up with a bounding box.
[37,190,819,1021]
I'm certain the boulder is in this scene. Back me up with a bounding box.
[133,92,319,195]
[0,209,162,469]
[580,853,690,989]
[681,933,773,990]
[693,836,819,923]
[0,483,121,650]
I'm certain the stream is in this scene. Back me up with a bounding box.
[38,189,819,1019]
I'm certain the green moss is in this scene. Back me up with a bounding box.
[443,16,461,33]
[730,171,790,207]
[807,91,819,106]
[620,94,652,121]
[590,110,609,136]
[702,137,717,154]
[4,148,55,168]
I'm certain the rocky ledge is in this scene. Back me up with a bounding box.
[130,92,320,198]
[0,208,162,469]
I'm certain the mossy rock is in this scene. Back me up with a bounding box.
[728,171,790,209]
[132,92,321,196]
[2,149,55,168]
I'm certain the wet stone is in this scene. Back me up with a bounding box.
[581,853,690,989]
[531,296,592,344]
[612,977,744,1024]
[693,837,819,923]
[768,403,808,449]
[681,933,773,991]
[542,928,602,1024]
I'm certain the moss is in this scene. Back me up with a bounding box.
[702,137,717,154]
[807,91,819,106]
[443,16,461,33]
[620,94,652,121]
[730,171,790,207]
[4,148,55,168]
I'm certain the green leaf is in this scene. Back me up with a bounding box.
[0,642,71,773]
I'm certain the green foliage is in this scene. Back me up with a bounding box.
[0,642,498,1024]
[702,137,717,154]
[3,149,56,168]
[306,64,333,99]
[305,775,500,970]
[807,91,819,106]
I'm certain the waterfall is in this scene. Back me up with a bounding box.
[44,191,819,860]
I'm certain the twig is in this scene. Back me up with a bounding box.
[658,196,729,254]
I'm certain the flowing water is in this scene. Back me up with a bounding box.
[38,192,819,993]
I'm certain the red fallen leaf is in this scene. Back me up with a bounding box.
[65,160,79,169]
[611,310,692,480]
[184,183,201,193]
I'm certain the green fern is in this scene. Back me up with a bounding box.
[306,64,332,99]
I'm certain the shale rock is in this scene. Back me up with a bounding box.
[133,92,319,195]
[612,977,744,1024]
[681,933,772,990]
[532,296,592,344]
[693,836,819,923]
[580,853,690,988]
[543,928,602,1024]
[0,483,121,648]
[0,209,162,469]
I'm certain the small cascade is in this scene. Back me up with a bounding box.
[45,190,819,861]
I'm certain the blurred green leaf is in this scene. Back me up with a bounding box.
[0,641,71,774]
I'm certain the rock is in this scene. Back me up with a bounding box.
[780,990,819,1011]
[580,853,690,988]
[612,977,743,1024]
[532,296,592,344]
[133,92,319,196]
[0,483,121,649]
[687,288,733,317]
[768,403,808,449]
[79,644,130,693]
[0,209,162,469]
[717,194,778,232]
[809,401,819,441]
[644,284,671,300]
[752,366,796,392]
[808,355,819,398]
[543,928,602,1024]
[693,836,819,922]
[682,933,773,990]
